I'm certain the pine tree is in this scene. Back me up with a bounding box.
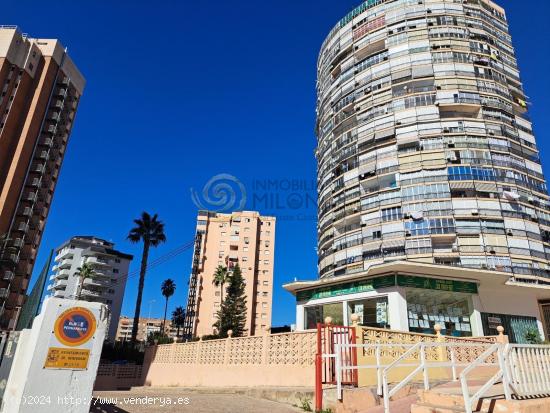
[213,263,247,337]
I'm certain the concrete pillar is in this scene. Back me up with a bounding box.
[389,288,408,331]
[470,294,485,337]
[1,297,107,413]
[296,304,305,331]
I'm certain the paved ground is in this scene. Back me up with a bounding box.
[90,389,303,413]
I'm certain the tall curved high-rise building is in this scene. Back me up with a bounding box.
[285,0,550,342]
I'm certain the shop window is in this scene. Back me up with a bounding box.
[347,297,389,328]
[304,303,344,329]
[406,289,473,337]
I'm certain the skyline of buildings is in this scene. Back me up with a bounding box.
[47,235,133,341]
[2,1,550,342]
[183,211,276,338]
[0,26,85,329]
[285,0,550,344]
[115,315,179,343]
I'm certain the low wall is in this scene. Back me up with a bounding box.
[143,331,317,388]
[357,326,501,386]
[94,364,143,391]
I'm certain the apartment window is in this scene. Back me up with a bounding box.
[219,251,224,258]
[115,258,121,263]
[264,250,269,255]
[108,289,115,294]
[264,260,269,265]
[113,269,119,274]
[381,207,402,222]
[215,291,220,296]
[221,232,226,236]
[262,292,268,297]
[242,257,248,262]
[262,303,267,308]
[244,227,250,233]
[106,300,113,305]
[245,218,251,223]
[243,246,249,252]
[244,237,250,244]
[263,281,269,286]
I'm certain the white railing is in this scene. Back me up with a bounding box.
[460,343,511,413]
[334,342,499,413]
[335,342,550,413]
[507,344,550,398]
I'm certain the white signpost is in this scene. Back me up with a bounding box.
[1,297,108,413]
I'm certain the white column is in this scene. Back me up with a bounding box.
[470,295,485,337]
[296,303,305,331]
[342,301,349,326]
[388,288,408,331]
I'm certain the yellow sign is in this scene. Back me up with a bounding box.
[44,347,90,370]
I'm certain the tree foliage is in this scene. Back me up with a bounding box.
[213,264,247,337]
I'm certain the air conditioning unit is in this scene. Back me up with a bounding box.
[405,230,412,237]
[452,245,459,252]
[471,209,479,215]
[3,271,14,281]
[528,196,535,204]
[507,230,513,236]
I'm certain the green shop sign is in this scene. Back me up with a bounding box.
[296,274,478,302]
[396,275,478,294]
[296,275,395,301]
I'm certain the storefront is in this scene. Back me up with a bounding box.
[293,273,479,337]
[285,262,549,342]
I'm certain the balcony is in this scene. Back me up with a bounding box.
[83,278,110,288]
[85,256,110,267]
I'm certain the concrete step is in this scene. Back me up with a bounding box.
[411,402,468,413]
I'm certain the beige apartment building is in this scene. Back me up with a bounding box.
[183,211,276,338]
[0,27,85,329]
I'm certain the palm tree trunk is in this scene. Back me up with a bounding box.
[131,241,150,345]
[162,297,168,334]
[76,275,83,300]
[220,282,224,305]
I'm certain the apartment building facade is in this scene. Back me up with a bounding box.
[285,0,550,343]
[47,236,132,341]
[116,316,179,343]
[183,211,276,338]
[0,27,85,329]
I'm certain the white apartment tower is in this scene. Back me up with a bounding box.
[47,236,132,341]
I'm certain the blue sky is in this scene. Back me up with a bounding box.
[4,0,550,326]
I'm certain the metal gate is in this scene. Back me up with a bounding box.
[315,323,357,411]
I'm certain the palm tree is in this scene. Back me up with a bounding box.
[171,306,186,340]
[127,212,166,345]
[161,279,176,334]
[212,265,229,304]
[75,262,97,300]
